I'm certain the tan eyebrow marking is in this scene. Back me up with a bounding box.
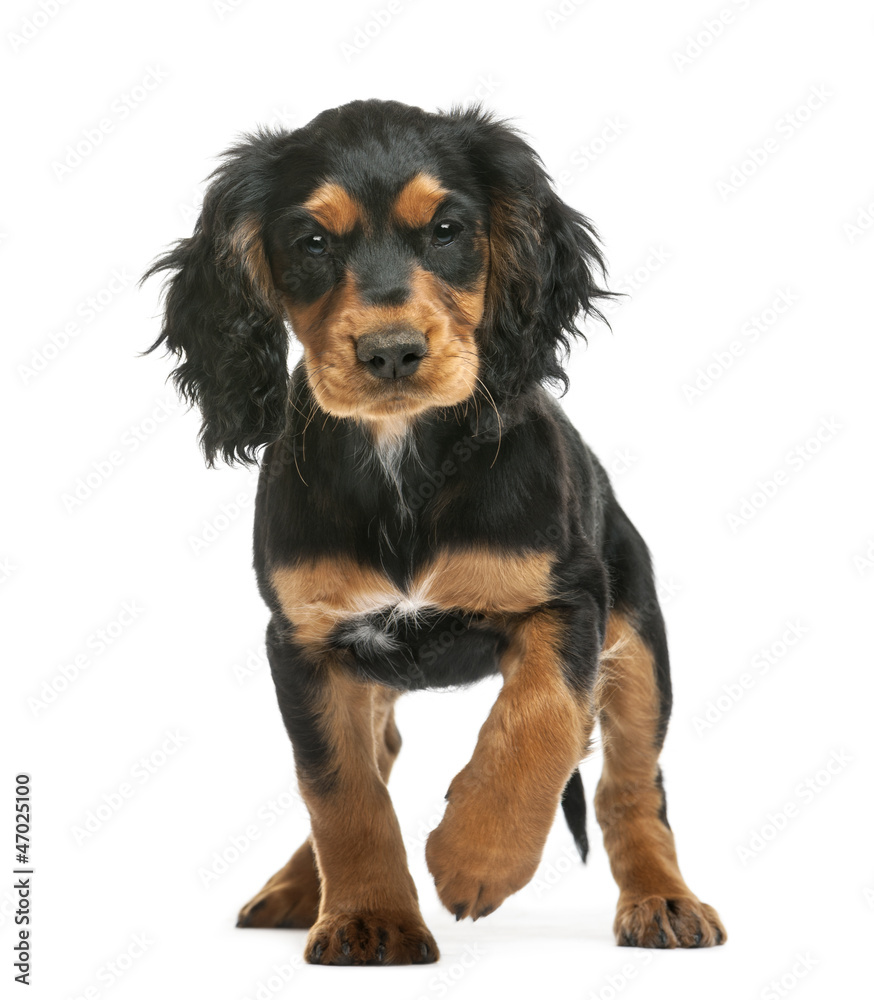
[392,173,448,228]
[304,182,365,235]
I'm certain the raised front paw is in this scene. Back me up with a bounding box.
[425,792,545,921]
[305,911,439,966]
[615,895,726,948]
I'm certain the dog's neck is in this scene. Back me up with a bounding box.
[365,414,415,460]
[361,417,420,511]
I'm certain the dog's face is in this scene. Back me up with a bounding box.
[146,100,609,464]
[265,148,490,424]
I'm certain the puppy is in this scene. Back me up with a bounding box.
[145,99,726,965]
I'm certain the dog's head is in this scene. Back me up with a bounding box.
[145,100,610,464]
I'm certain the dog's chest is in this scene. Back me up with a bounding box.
[270,548,554,653]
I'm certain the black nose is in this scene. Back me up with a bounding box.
[356,329,427,379]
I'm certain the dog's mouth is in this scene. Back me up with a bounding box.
[304,349,456,420]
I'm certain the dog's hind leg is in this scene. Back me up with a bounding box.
[594,604,727,948]
[236,836,321,930]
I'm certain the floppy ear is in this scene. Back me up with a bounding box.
[451,107,612,398]
[143,134,289,466]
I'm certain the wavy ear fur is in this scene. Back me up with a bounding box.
[449,107,613,399]
[143,133,289,466]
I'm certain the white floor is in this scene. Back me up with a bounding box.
[15,679,869,999]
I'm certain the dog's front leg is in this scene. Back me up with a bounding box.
[426,604,599,920]
[267,622,438,966]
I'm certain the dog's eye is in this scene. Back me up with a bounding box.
[301,234,327,256]
[431,221,462,247]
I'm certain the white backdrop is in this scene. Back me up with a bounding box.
[4,0,873,997]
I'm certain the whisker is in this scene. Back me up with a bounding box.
[468,367,502,468]
[292,435,308,486]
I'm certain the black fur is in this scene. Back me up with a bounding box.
[452,109,613,397]
[143,135,291,465]
[145,98,673,896]
[144,102,614,461]
[561,769,589,863]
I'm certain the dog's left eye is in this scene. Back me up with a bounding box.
[301,234,327,256]
[431,221,462,247]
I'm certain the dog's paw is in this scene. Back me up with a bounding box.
[425,801,542,921]
[615,895,726,948]
[237,876,320,929]
[305,912,439,965]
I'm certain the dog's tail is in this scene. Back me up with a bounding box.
[561,768,589,862]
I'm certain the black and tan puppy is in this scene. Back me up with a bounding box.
[145,99,726,965]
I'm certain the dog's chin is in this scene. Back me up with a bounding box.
[308,374,475,424]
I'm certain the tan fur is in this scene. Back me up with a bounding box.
[237,687,404,933]
[304,182,365,235]
[239,674,435,962]
[270,548,555,651]
[287,267,483,424]
[282,178,488,432]
[271,557,399,650]
[230,215,273,297]
[594,613,727,947]
[482,196,536,340]
[236,838,321,929]
[392,173,448,228]
[303,669,436,963]
[416,549,554,614]
[426,609,595,920]
[373,687,403,780]
[366,413,414,450]
[281,288,331,349]
[309,672,406,907]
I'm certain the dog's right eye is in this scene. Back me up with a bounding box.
[301,234,328,256]
[431,221,462,247]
